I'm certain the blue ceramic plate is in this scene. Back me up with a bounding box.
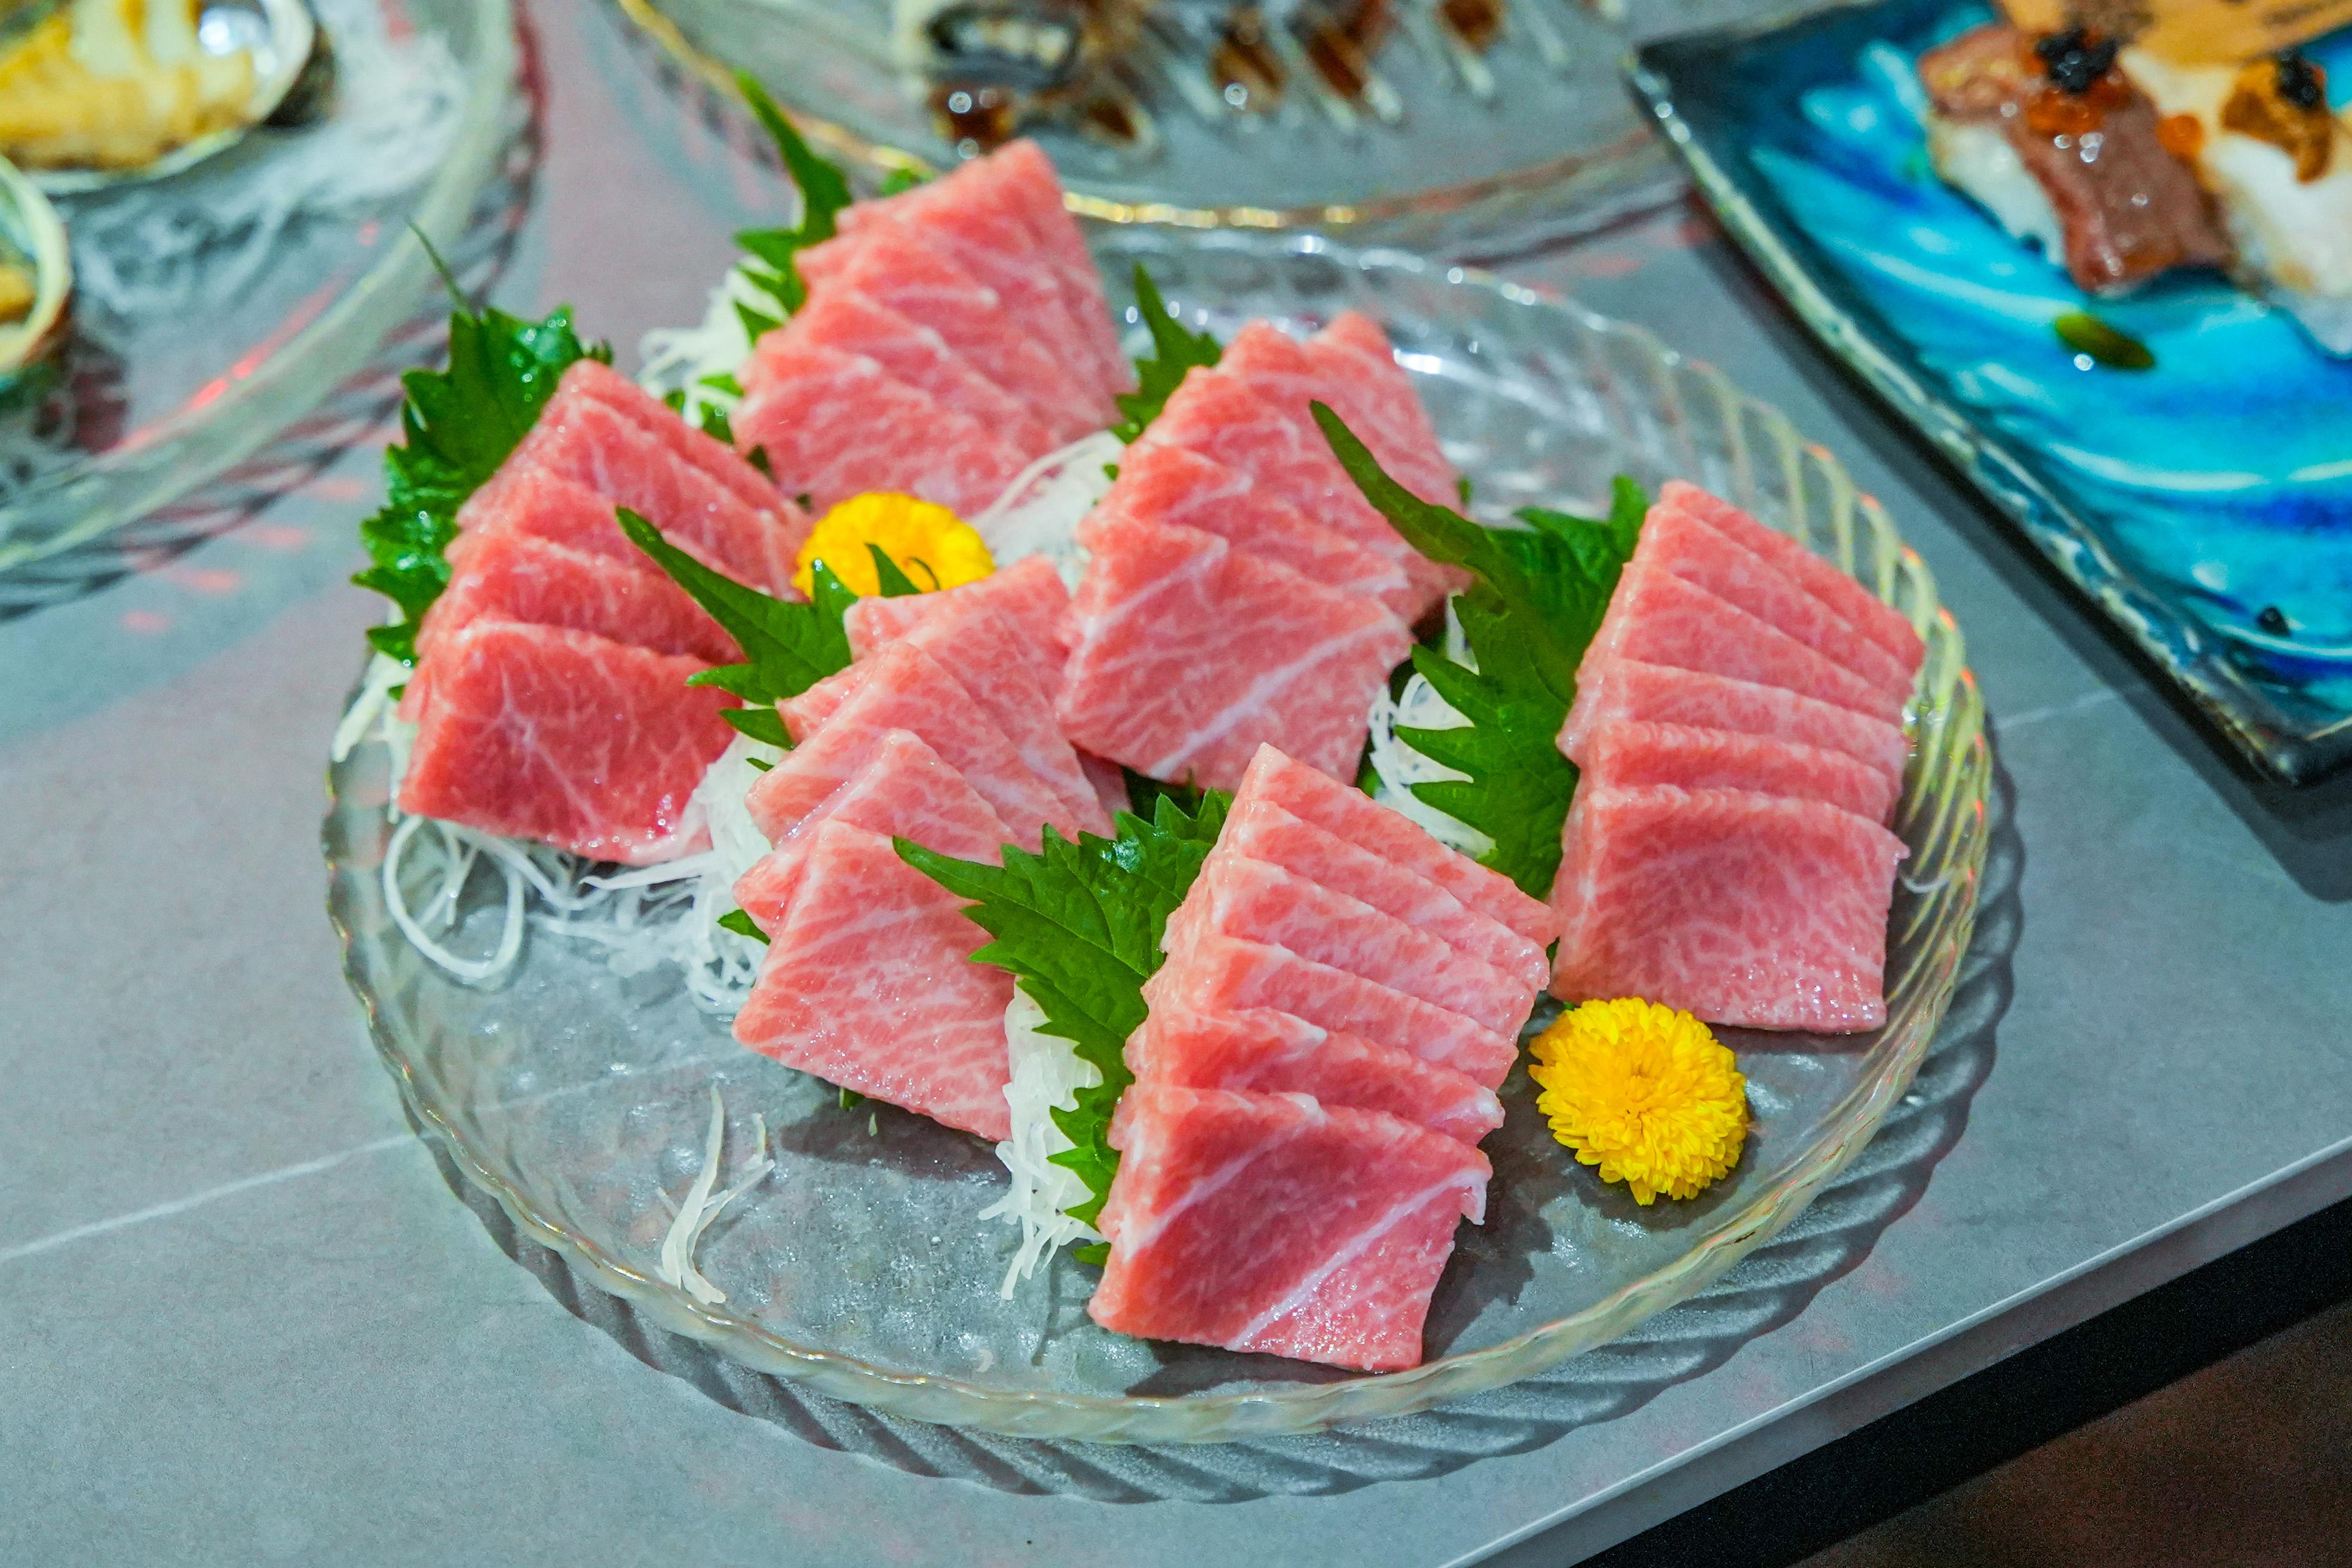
[1630,1,2352,784]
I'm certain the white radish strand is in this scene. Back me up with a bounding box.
[658,1090,775,1307]
[979,987,1105,1296]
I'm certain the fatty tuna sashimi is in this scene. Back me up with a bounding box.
[1078,750,1130,819]
[1586,555,1902,725]
[398,621,735,866]
[1236,745,1560,952]
[1056,515,1410,790]
[1089,1083,1488,1372]
[1580,719,1899,825]
[733,342,1028,519]
[419,529,737,667]
[1660,481,1925,679]
[761,291,1056,459]
[1135,367,1452,620]
[1142,932,1520,1088]
[808,224,1108,442]
[732,729,1013,931]
[1550,784,1906,1032]
[1636,502,1915,701]
[452,464,788,600]
[1079,443,1412,613]
[472,388,809,597]
[1562,657,1909,799]
[559,358,789,520]
[734,820,1013,1141]
[1127,1005,1505,1146]
[747,640,1073,850]
[1163,853,1533,1039]
[1221,796,1548,990]
[1221,319,1460,513]
[845,555,1074,695]
[822,140,1127,407]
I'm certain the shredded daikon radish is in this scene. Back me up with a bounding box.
[658,1088,775,1307]
[979,987,1104,1296]
[1364,601,1492,857]
[636,264,766,425]
[969,429,1126,590]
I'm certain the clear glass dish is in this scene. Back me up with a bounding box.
[0,0,517,573]
[609,0,1693,254]
[324,232,1992,1443]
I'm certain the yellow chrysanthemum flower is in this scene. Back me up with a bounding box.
[793,492,994,599]
[1527,998,1749,1205]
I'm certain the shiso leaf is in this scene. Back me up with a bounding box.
[731,73,855,324]
[1313,402,1640,898]
[896,791,1229,1231]
[1110,265,1222,443]
[352,299,609,664]
[716,908,768,943]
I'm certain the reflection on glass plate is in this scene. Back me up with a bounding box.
[0,0,516,575]
[1632,0,2352,783]
[326,232,1991,1444]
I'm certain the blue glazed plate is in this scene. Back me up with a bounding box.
[1630,1,2352,784]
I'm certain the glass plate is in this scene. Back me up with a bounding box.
[1630,1,2352,785]
[0,0,518,573]
[608,0,1692,254]
[324,232,1992,1443]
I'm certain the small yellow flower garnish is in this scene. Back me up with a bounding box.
[793,492,994,599]
[1528,998,1749,1205]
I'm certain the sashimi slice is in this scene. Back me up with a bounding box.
[1142,932,1520,1088]
[1585,554,1902,724]
[744,640,1072,850]
[845,555,1074,695]
[1089,1083,1487,1372]
[1580,719,1899,825]
[450,464,780,604]
[1235,745,1560,952]
[762,291,1056,458]
[1562,656,1909,798]
[1078,750,1131,820]
[1163,853,1534,1038]
[1134,366,1453,619]
[1660,481,1925,678]
[1079,443,1412,613]
[1056,515,1410,790]
[399,620,734,865]
[734,820,1013,1141]
[420,529,737,667]
[1549,784,1906,1032]
[1221,796,1548,990]
[805,223,1107,441]
[821,140,1127,407]
[1128,1005,1505,1146]
[1222,319,1458,511]
[732,341,1028,520]
[1637,501,1915,700]
[732,729,1012,931]
[471,392,808,597]
[557,358,787,520]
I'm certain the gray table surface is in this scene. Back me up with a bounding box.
[7,6,2351,1565]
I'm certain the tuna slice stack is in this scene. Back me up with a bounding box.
[1055,314,1468,791]
[1089,744,1561,1372]
[727,561,1111,1141]
[735,140,1130,518]
[1551,482,1925,1032]
[397,358,812,864]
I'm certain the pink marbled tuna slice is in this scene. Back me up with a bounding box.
[1580,719,1899,825]
[1142,931,1519,1088]
[1079,442,1412,614]
[1562,656,1908,799]
[1089,1083,1488,1372]
[761,291,1056,459]
[1548,784,1906,1032]
[734,820,1013,1141]
[1056,515,1409,791]
[747,640,1072,851]
[1661,481,1925,680]
[1221,318,1459,513]
[419,529,737,667]
[733,341,1029,520]
[1235,745,1560,953]
[1126,1006,1504,1147]
[399,620,734,865]
[845,556,1074,696]
[557,358,789,521]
